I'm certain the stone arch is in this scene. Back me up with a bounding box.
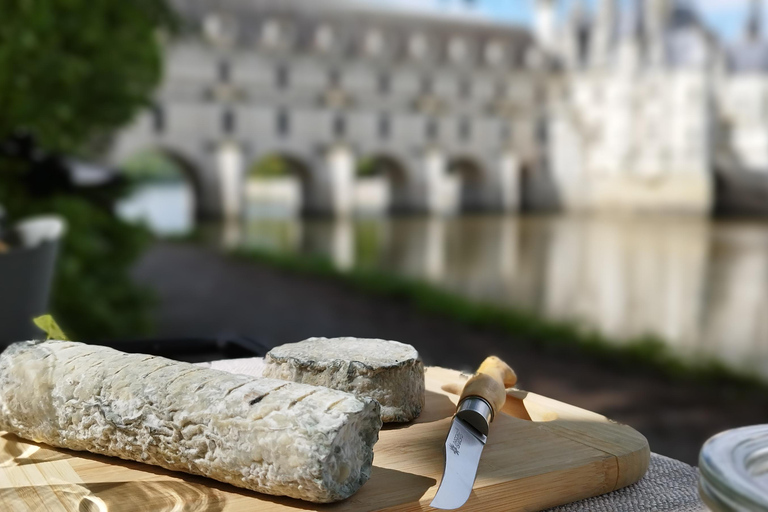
[115,145,209,221]
[448,155,490,212]
[248,150,315,216]
[357,152,415,213]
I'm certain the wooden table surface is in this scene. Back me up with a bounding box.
[0,366,650,511]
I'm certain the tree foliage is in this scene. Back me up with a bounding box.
[0,0,173,152]
[0,0,174,340]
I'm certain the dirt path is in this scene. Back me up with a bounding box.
[133,242,768,466]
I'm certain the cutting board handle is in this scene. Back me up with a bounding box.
[460,356,517,420]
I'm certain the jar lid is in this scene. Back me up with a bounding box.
[700,425,768,511]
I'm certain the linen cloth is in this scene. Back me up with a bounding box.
[200,357,706,512]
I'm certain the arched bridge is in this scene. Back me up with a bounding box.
[108,0,545,220]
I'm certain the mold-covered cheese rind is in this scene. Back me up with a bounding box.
[0,340,382,503]
[264,337,425,423]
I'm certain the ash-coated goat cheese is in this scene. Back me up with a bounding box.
[0,340,382,503]
[263,337,425,423]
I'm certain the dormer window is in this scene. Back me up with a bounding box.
[421,76,433,95]
[448,37,468,64]
[315,24,335,53]
[262,19,282,48]
[485,40,505,66]
[378,73,390,95]
[525,46,545,70]
[204,13,237,47]
[365,29,385,57]
[409,33,428,60]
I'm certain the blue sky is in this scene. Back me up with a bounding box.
[364,0,761,42]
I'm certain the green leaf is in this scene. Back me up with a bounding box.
[33,314,69,341]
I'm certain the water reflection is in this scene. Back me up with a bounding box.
[119,185,768,379]
[235,214,768,378]
[116,183,194,236]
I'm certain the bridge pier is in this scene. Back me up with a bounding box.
[487,151,521,212]
[303,145,354,217]
[392,149,447,215]
[216,142,245,221]
[190,142,247,221]
[193,151,228,221]
[453,152,521,213]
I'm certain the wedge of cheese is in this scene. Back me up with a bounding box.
[264,337,425,423]
[0,340,382,503]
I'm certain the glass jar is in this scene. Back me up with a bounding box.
[699,425,768,511]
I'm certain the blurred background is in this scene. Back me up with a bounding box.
[2,0,768,466]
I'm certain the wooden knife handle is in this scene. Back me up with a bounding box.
[460,356,517,420]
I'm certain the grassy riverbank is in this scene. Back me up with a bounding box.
[231,246,767,390]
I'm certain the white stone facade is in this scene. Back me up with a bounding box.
[535,0,717,214]
[109,0,541,219]
[109,0,768,219]
[547,70,713,213]
[536,0,768,215]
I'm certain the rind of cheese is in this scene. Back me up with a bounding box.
[263,337,425,423]
[0,340,382,503]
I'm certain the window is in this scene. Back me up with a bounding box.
[409,33,428,60]
[485,40,505,66]
[329,68,340,88]
[218,60,230,83]
[222,108,235,134]
[262,19,281,48]
[378,73,390,95]
[379,113,390,140]
[500,122,512,142]
[495,81,506,98]
[333,113,346,138]
[421,76,433,95]
[459,117,471,141]
[365,29,384,56]
[315,24,334,52]
[537,118,548,144]
[448,37,467,63]
[426,117,438,140]
[277,108,290,137]
[151,104,164,134]
[459,78,471,99]
[204,14,237,47]
[276,64,289,88]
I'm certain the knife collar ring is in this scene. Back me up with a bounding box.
[456,396,493,437]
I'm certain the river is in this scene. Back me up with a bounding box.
[119,182,768,379]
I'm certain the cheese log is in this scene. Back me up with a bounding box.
[0,340,382,503]
[263,337,425,423]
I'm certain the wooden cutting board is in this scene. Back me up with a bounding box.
[0,366,649,512]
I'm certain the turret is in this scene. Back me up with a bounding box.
[645,0,672,36]
[534,0,558,54]
[645,0,673,67]
[746,0,763,40]
[617,0,645,72]
[589,0,618,69]
[562,0,591,70]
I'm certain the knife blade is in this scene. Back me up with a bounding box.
[431,356,517,510]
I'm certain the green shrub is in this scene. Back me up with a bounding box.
[0,0,174,339]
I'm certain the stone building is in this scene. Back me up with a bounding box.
[537,0,720,214]
[538,0,768,215]
[109,0,544,219]
[715,0,768,213]
[109,0,768,219]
